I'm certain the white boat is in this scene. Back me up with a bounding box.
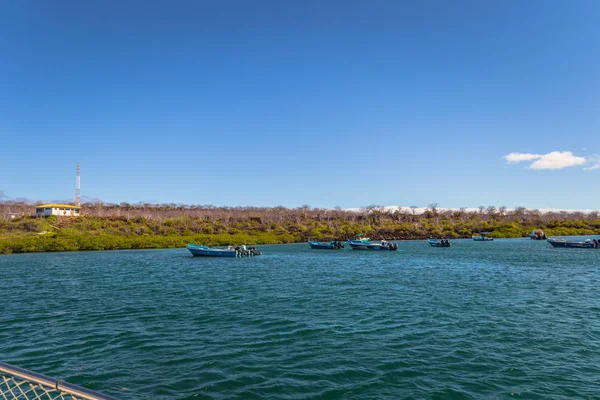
[529,229,546,240]
[428,238,451,247]
[348,239,398,251]
[347,234,371,246]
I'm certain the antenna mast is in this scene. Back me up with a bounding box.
[75,162,81,206]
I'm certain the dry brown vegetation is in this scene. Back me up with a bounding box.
[1,201,599,253]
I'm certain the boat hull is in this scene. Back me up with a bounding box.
[308,241,344,249]
[347,239,370,246]
[188,247,238,257]
[473,237,493,241]
[349,242,398,251]
[428,239,450,247]
[187,244,261,257]
[547,239,596,248]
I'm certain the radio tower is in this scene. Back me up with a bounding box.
[75,162,81,206]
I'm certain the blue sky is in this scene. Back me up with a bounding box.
[1,1,599,209]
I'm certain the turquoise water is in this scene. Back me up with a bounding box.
[1,238,600,399]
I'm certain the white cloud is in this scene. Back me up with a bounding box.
[529,151,586,170]
[505,151,589,170]
[504,152,542,163]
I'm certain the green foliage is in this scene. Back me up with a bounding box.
[1,211,599,254]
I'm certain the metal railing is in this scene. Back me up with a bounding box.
[0,362,119,400]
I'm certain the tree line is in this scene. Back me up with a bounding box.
[1,201,599,253]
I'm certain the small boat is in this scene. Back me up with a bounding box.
[428,238,451,247]
[308,240,344,249]
[473,232,494,241]
[529,229,547,240]
[547,238,599,249]
[187,244,262,257]
[347,234,371,246]
[348,239,398,251]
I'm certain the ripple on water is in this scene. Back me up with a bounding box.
[2,240,600,399]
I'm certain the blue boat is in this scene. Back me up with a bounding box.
[308,240,344,249]
[547,238,598,249]
[187,244,261,257]
[473,232,494,241]
[348,239,398,251]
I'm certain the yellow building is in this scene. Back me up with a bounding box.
[35,204,81,217]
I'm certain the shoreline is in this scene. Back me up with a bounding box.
[2,235,598,256]
[2,211,599,254]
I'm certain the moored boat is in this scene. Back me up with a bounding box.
[349,239,398,251]
[529,229,547,240]
[428,238,451,247]
[473,232,494,241]
[308,240,344,249]
[347,234,371,246]
[187,244,262,257]
[547,238,599,249]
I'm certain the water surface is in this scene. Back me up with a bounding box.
[1,238,600,399]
